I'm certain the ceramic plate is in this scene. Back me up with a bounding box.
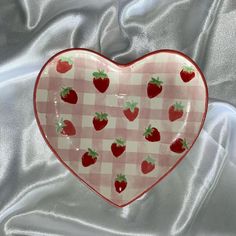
[34,49,208,207]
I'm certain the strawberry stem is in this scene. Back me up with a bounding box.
[115,138,126,147]
[182,65,194,73]
[124,101,138,113]
[115,174,127,182]
[60,56,73,65]
[88,148,98,158]
[174,102,184,111]
[60,87,72,97]
[95,112,108,121]
[149,77,163,87]
[55,117,65,133]
[181,139,189,149]
[143,125,153,137]
[93,69,108,79]
[145,156,155,164]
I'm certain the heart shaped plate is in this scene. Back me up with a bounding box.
[34,49,208,207]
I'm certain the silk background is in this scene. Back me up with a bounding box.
[0,0,236,235]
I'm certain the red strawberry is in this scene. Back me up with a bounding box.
[180,65,195,82]
[114,174,127,193]
[123,101,139,121]
[147,77,163,98]
[143,125,160,142]
[170,138,188,153]
[111,138,126,157]
[60,87,78,104]
[56,118,76,136]
[141,156,155,174]
[169,102,184,122]
[56,57,73,73]
[93,70,110,93]
[93,112,108,131]
[82,148,98,167]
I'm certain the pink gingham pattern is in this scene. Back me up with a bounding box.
[35,49,207,207]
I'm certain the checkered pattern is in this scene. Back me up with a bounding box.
[35,50,207,206]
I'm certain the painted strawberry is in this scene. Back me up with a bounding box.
[170,138,189,153]
[143,125,160,142]
[56,57,73,73]
[93,69,110,93]
[93,112,108,131]
[56,118,76,136]
[114,174,127,193]
[111,138,126,157]
[141,156,155,174]
[123,101,139,121]
[169,102,184,122]
[180,65,195,82]
[147,77,163,98]
[60,87,78,104]
[82,148,98,167]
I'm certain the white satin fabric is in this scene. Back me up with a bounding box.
[0,0,236,235]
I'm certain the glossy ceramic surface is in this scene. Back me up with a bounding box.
[34,49,208,207]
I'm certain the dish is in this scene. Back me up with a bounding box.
[34,48,208,207]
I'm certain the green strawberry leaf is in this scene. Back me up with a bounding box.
[182,65,194,73]
[116,174,127,182]
[181,139,189,149]
[115,138,126,147]
[55,117,65,133]
[95,112,108,121]
[143,125,153,137]
[93,72,100,77]
[149,77,163,87]
[60,56,73,65]
[174,102,184,111]
[60,87,72,97]
[145,156,155,164]
[93,69,108,79]
[124,101,138,113]
[88,148,98,158]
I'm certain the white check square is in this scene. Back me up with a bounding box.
[126,119,139,130]
[126,141,138,152]
[150,97,163,110]
[82,115,93,127]
[83,93,95,105]
[125,164,137,175]
[57,137,71,149]
[105,95,118,107]
[80,138,92,149]
[102,139,112,151]
[100,186,111,197]
[100,162,113,174]
[129,74,143,85]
